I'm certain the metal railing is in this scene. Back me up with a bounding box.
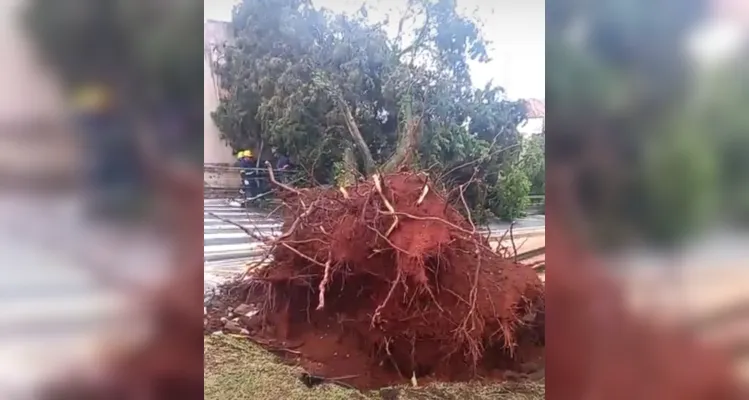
[205,164,546,210]
[528,195,545,214]
[204,164,299,201]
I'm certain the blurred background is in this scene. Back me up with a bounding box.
[0,0,201,397]
[548,0,749,385]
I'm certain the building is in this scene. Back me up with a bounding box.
[204,20,239,189]
[518,98,545,136]
[204,20,235,165]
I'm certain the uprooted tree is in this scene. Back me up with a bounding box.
[212,164,545,389]
[208,5,546,385]
[211,0,532,220]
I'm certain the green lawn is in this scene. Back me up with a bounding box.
[204,335,544,400]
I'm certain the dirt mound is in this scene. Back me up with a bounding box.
[218,171,545,389]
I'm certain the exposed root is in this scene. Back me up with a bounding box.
[458,170,478,233]
[316,259,333,310]
[417,183,429,205]
[238,171,544,389]
[239,244,275,280]
[279,201,317,241]
[389,211,477,237]
[373,173,399,237]
[372,269,403,327]
[281,242,327,267]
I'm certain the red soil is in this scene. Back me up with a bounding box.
[219,172,546,389]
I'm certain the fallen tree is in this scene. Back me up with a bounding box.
[212,164,546,389]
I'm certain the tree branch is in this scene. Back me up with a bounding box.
[397,6,432,65]
[337,98,376,175]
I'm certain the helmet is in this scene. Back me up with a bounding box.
[244,150,253,158]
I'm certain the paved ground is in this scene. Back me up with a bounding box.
[204,198,545,293]
[204,199,282,292]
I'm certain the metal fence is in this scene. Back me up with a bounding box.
[528,195,545,214]
[205,164,546,210]
[204,164,298,200]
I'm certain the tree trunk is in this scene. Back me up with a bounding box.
[383,117,421,173]
[340,146,358,186]
[337,99,376,175]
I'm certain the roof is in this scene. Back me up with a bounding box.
[523,98,545,118]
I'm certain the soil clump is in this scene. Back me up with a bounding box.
[210,171,546,389]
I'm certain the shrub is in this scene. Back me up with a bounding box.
[490,167,532,222]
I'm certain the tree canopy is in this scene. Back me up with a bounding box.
[211,0,532,218]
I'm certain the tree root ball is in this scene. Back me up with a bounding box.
[241,171,545,389]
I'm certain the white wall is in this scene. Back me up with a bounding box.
[204,21,235,165]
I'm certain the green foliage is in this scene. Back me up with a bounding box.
[211,0,528,212]
[332,161,347,187]
[481,133,543,222]
[518,133,545,195]
[489,166,532,222]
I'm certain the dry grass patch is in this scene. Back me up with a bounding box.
[204,335,544,400]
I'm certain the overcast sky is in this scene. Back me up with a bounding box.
[205,0,545,101]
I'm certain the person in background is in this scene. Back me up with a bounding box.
[234,150,246,201]
[230,150,258,207]
[273,147,292,184]
[243,150,260,198]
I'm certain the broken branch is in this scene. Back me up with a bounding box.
[265,161,304,196]
[207,212,269,243]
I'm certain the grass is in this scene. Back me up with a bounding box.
[204,334,544,400]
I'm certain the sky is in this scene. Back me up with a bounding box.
[205,0,545,101]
